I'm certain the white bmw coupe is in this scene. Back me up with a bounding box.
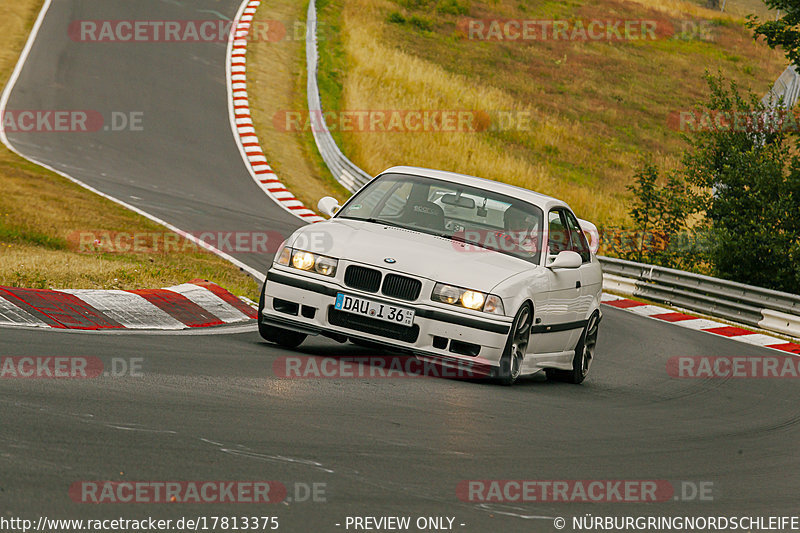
[258,166,603,385]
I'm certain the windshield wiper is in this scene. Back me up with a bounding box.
[434,231,495,252]
[341,216,409,230]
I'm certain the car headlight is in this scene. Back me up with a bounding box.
[460,290,485,310]
[292,250,316,270]
[276,246,338,277]
[432,283,505,315]
[314,255,338,276]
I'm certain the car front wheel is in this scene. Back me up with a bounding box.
[496,303,532,386]
[258,322,307,348]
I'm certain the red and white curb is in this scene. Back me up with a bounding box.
[0,280,256,330]
[228,0,325,224]
[601,293,800,355]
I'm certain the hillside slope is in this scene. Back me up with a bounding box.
[312,0,785,226]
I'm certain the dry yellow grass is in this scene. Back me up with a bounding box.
[0,243,258,293]
[309,0,786,227]
[0,1,42,87]
[0,0,258,297]
[684,0,776,19]
[0,158,259,295]
[626,0,737,19]
[336,0,629,224]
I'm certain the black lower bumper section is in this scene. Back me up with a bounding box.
[327,306,420,343]
[260,314,494,376]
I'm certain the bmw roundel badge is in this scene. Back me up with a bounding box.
[384,258,396,264]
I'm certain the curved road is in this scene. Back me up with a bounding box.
[4,0,301,273]
[1,1,798,530]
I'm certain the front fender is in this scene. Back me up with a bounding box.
[491,268,549,321]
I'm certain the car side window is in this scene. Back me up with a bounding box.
[564,210,591,263]
[547,210,569,257]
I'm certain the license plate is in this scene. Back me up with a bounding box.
[334,293,415,327]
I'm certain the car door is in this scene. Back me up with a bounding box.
[537,208,583,353]
[562,208,597,344]
[564,210,603,312]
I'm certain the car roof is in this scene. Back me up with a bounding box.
[378,166,570,213]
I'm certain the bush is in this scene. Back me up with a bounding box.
[682,75,800,293]
[409,15,434,32]
[387,11,406,24]
[624,161,702,270]
[628,73,800,293]
[437,0,469,16]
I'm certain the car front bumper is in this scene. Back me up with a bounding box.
[260,267,513,372]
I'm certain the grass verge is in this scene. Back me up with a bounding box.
[246,0,351,209]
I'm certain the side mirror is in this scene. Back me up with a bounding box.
[548,250,582,270]
[317,196,341,218]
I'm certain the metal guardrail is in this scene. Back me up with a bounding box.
[762,65,800,110]
[599,256,800,338]
[304,1,800,339]
[305,0,372,193]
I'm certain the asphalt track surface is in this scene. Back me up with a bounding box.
[1,0,799,530]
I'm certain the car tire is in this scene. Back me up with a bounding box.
[260,323,307,348]
[257,279,307,348]
[547,311,599,384]
[496,302,532,386]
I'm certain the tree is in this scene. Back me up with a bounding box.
[747,1,800,68]
[626,161,699,269]
[681,74,800,293]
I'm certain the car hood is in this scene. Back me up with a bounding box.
[288,219,534,291]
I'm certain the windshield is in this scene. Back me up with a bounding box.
[337,173,544,264]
